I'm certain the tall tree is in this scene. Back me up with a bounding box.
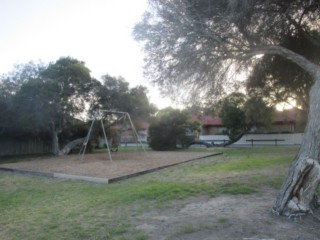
[95,74,156,121]
[219,93,247,143]
[0,61,47,135]
[10,57,94,154]
[95,74,130,111]
[219,93,273,144]
[134,0,320,217]
[0,61,46,95]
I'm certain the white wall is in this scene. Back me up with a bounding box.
[199,133,303,145]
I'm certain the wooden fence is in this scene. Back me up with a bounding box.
[0,138,51,156]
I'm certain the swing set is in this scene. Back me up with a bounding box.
[79,110,146,162]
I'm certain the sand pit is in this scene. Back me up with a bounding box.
[0,151,221,183]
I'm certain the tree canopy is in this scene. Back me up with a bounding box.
[246,32,319,111]
[134,0,320,103]
[93,74,157,121]
[0,58,155,155]
[0,62,47,134]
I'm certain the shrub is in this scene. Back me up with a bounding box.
[148,108,199,150]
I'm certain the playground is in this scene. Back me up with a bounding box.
[0,151,218,183]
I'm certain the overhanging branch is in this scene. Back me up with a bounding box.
[241,46,319,78]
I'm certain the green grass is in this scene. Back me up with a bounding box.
[195,147,296,172]
[167,225,201,240]
[0,146,298,240]
[197,154,291,172]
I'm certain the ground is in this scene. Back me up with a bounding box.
[1,150,320,239]
[134,188,320,240]
[0,151,215,180]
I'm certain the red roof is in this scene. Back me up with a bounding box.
[273,110,298,123]
[191,114,199,122]
[202,116,222,126]
[199,109,299,127]
[138,121,150,130]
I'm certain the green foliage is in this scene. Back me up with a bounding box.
[40,57,93,116]
[0,58,156,155]
[0,57,94,135]
[219,93,273,141]
[94,74,156,121]
[134,0,320,104]
[219,93,247,141]
[4,57,96,154]
[243,96,273,129]
[96,74,130,111]
[148,108,199,150]
[247,32,319,111]
[0,61,46,136]
[0,61,45,94]
[12,79,60,132]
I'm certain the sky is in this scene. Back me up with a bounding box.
[0,0,174,109]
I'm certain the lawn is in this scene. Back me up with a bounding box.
[0,146,299,240]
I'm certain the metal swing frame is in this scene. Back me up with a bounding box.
[79,110,146,162]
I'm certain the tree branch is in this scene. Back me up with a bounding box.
[286,13,320,49]
[242,46,319,79]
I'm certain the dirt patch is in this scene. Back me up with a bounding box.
[134,187,320,240]
[0,151,217,180]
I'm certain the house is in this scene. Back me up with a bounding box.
[265,109,304,133]
[199,109,305,136]
[117,120,150,144]
[98,120,149,148]
[108,108,305,147]
[201,116,225,135]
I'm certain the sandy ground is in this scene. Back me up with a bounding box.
[0,151,214,179]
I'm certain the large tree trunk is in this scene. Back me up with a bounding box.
[51,128,60,155]
[59,137,85,155]
[273,71,320,217]
[245,45,320,217]
[219,132,245,147]
[49,122,61,155]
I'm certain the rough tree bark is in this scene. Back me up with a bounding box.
[50,123,60,155]
[244,46,320,217]
[49,121,82,156]
[272,71,320,217]
[59,137,86,155]
[219,132,245,147]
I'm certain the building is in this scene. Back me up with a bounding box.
[118,120,150,144]
[199,109,305,136]
[201,116,225,135]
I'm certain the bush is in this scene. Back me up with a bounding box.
[148,108,198,150]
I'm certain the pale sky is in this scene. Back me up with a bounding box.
[0,0,174,109]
